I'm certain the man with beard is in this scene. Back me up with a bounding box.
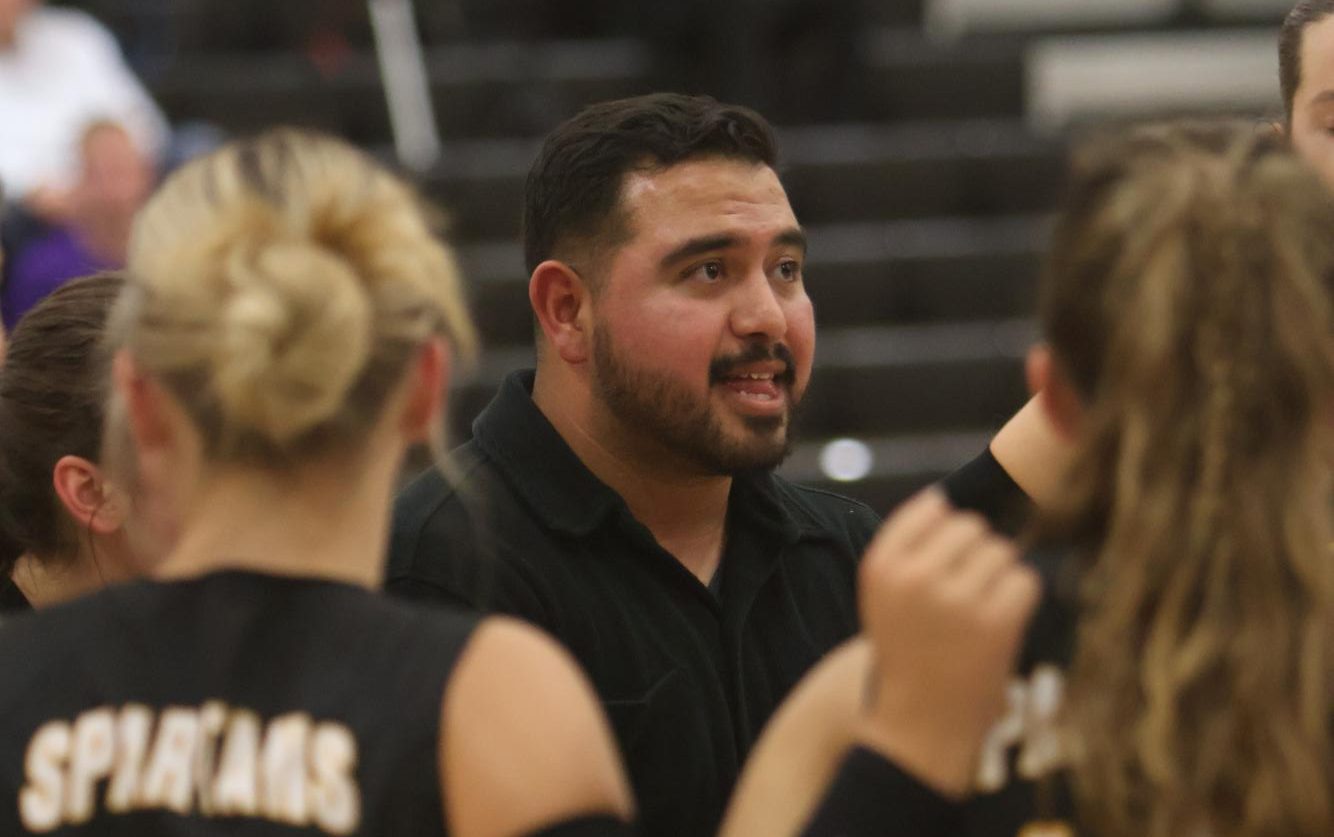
[387,94,879,837]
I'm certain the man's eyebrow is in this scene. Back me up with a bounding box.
[659,234,741,269]
[775,228,808,255]
[658,228,808,269]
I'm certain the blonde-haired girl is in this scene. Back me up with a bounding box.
[0,129,635,837]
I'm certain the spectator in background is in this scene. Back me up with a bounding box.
[0,0,166,222]
[0,179,6,362]
[2,120,152,332]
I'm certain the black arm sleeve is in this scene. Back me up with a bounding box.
[939,447,1033,537]
[797,747,961,837]
[523,815,637,837]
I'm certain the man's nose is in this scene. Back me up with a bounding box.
[730,271,787,342]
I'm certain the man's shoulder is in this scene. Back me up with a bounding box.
[391,440,516,564]
[387,440,559,609]
[767,475,882,546]
[394,440,494,525]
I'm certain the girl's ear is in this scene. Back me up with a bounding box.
[113,351,173,454]
[401,338,452,442]
[51,457,128,535]
[1027,345,1085,441]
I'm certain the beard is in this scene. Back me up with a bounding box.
[591,326,799,476]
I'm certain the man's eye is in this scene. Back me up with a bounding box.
[775,260,802,282]
[688,261,724,282]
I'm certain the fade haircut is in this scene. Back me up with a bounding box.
[522,93,779,285]
[1280,0,1334,123]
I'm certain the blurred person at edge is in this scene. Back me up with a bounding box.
[388,93,880,837]
[0,182,6,361]
[942,0,1334,533]
[3,122,153,332]
[723,120,1334,837]
[1282,0,1334,188]
[0,0,166,222]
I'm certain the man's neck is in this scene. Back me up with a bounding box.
[532,366,731,584]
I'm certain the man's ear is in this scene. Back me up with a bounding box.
[1026,345,1084,441]
[52,456,128,535]
[529,260,592,365]
[401,338,451,442]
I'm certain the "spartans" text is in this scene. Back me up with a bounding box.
[19,702,360,834]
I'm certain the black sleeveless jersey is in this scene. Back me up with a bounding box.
[0,569,479,835]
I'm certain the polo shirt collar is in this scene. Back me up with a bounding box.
[472,369,625,536]
[729,469,804,546]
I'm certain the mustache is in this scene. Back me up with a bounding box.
[709,343,797,386]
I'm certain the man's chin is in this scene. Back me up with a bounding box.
[711,424,792,473]
[738,413,785,433]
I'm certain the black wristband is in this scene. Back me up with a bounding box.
[940,446,1033,537]
[798,746,961,836]
[524,814,636,837]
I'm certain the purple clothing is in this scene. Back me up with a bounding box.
[2,226,116,331]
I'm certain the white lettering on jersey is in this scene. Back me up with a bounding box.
[194,701,228,816]
[974,664,1071,792]
[19,721,71,832]
[106,704,152,813]
[1017,666,1065,780]
[213,710,261,817]
[138,707,200,814]
[977,680,1028,792]
[66,708,116,823]
[260,713,311,826]
[309,722,360,835]
[17,703,363,834]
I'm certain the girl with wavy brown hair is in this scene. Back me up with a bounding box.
[724,120,1334,837]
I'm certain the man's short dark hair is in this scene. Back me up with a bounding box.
[522,93,779,280]
[1281,0,1334,123]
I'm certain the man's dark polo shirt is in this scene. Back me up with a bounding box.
[387,370,880,837]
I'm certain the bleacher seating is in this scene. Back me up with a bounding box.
[1027,30,1280,131]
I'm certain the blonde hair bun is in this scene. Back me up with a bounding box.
[120,128,476,463]
[215,238,372,446]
